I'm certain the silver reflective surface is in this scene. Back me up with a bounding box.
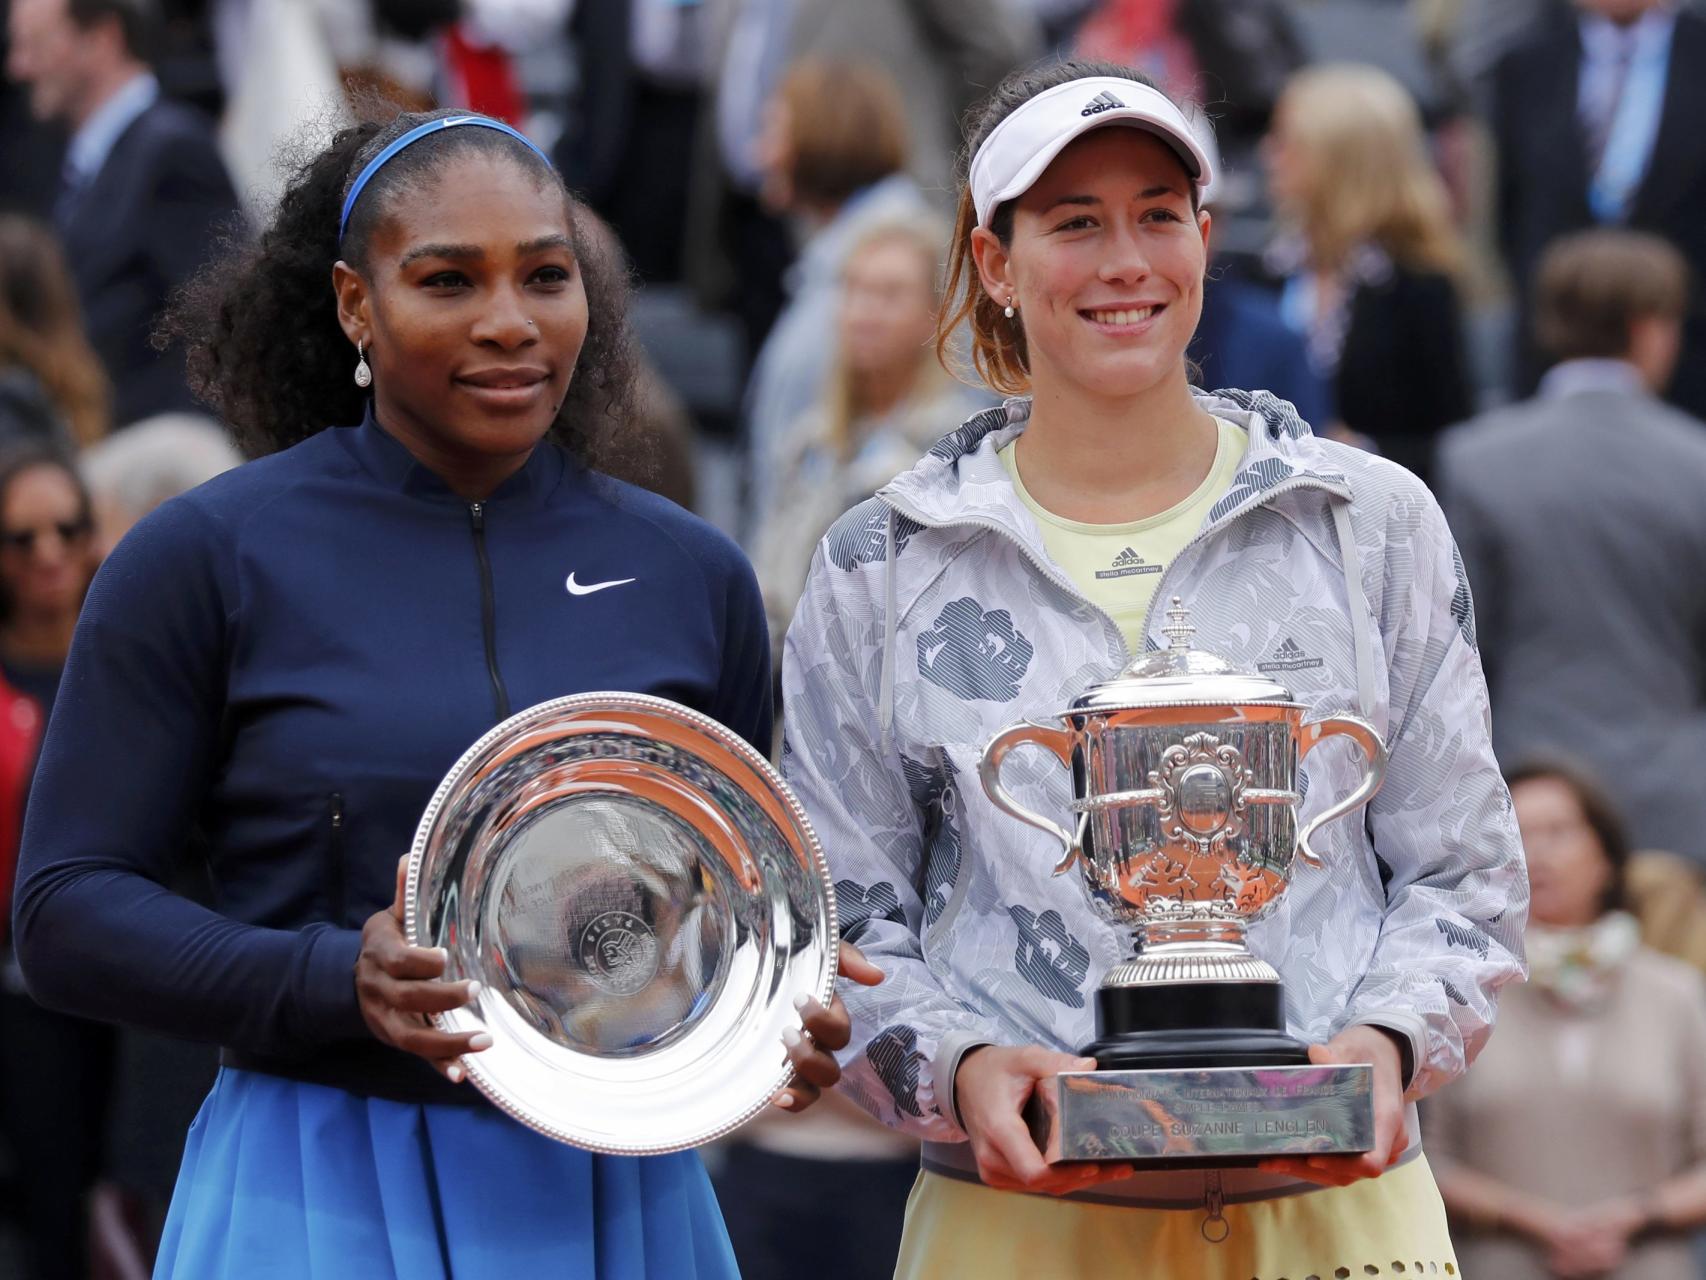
[405,693,836,1155]
[1080,717,1299,933]
[980,600,1387,987]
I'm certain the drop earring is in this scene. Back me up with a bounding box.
[354,342,372,389]
[1003,296,1016,319]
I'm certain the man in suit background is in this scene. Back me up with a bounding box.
[1488,0,1706,419]
[6,0,238,427]
[1436,229,1706,864]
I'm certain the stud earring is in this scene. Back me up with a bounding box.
[354,342,372,388]
[1003,296,1016,319]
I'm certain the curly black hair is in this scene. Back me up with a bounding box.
[165,107,640,464]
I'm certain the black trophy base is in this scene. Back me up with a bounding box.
[1082,978,1311,1071]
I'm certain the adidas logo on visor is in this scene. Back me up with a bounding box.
[1081,90,1127,117]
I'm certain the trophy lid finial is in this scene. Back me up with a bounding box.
[1163,597,1195,653]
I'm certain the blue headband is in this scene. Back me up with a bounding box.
[338,116,555,243]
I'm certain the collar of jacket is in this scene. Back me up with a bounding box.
[337,402,569,508]
[879,386,1353,547]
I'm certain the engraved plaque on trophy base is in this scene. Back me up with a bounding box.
[1026,1063,1375,1166]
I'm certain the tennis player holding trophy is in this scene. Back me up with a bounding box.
[782,60,1526,1278]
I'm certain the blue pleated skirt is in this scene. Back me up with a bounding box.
[154,1069,741,1279]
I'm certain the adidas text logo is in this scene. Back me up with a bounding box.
[1081,90,1127,118]
[1256,636,1324,673]
[1094,545,1162,579]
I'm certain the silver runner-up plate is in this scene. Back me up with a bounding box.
[404,693,837,1155]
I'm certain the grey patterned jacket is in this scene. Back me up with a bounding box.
[780,388,1527,1205]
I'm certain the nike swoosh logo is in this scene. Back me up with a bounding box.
[565,573,637,596]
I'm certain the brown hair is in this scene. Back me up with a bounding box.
[1533,229,1690,362]
[1505,757,1630,916]
[934,60,1191,396]
[0,217,110,447]
[775,59,909,211]
[1269,64,1463,277]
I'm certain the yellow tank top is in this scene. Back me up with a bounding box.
[998,417,1247,654]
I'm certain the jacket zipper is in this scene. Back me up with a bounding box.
[882,474,1348,666]
[468,501,511,722]
[325,791,346,923]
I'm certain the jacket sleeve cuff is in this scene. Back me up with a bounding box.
[301,925,369,1043]
[1349,1009,1425,1094]
[934,1031,999,1132]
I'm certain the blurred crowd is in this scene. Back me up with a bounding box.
[3,0,1706,1277]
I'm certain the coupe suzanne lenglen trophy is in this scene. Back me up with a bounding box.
[401,693,836,1154]
[979,599,1388,1167]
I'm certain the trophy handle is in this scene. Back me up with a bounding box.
[978,721,1083,875]
[1296,714,1388,869]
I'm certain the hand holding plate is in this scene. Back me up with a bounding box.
[774,940,884,1111]
[357,855,489,1082]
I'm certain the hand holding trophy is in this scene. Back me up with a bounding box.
[979,599,1389,1168]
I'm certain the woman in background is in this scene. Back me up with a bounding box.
[1426,761,1706,1280]
[0,444,104,1280]
[753,216,986,667]
[743,57,928,529]
[0,217,108,450]
[1260,63,1470,484]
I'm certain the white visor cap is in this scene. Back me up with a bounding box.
[969,77,1215,228]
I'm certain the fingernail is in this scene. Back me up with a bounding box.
[781,1026,802,1049]
[776,1091,794,1108]
[448,1064,464,1083]
[468,1032,493,1051]
[464,981,483,1002]
[432,947,449,963]
[792,993,813,1013]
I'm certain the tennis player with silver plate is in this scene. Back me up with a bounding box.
[403,692,839,1155]
[980,599,1388,1166]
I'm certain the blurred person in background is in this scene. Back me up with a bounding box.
[1488,0,1706,419]
[751,217,984,671]
[0,214,107,450]
[1436,229,1706,866]
[687,0,1038,357]
[5,0,239,426]
[0,0,67,219]
[1426,760,1706,1280]
[0,444,105,1280]
[1182,114,1331,423]
[742,58,926,534]
[1073,0,1307,171]
[78,410,238,553]
[557,0,706,284]
[781,0,1038,203]
[1260,62,1471,485]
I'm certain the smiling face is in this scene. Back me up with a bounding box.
[333,150,588,479]
[971,128,1209,405]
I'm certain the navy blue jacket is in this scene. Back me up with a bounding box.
[59,97,240,426]
[11,413,771,1105]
